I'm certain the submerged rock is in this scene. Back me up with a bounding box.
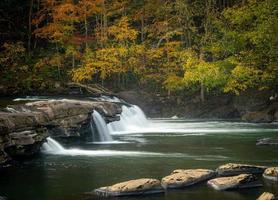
[207,174,262,191]
[256,138,278,146]
[216,163,267,176]
[94,178,164,197]
[257,192,275,200]
[263,167,278,181]
[161,169,216,189]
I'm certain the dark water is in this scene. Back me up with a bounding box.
[0,119,278,200]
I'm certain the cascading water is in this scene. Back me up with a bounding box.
[41,137,177,157]
[42,137,65,153]
[91,110,113,142]
[108,105,149,133]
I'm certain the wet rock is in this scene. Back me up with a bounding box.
[94,178,164,197]
[161,169,216,189]
[256,138,278,146]
[263,167,278,181]
[207,174,262,191]
[5,128,48,158]
[242,111,274,123]
[257,192,275,200]
[0,99,122,167]
[216,163,267,176]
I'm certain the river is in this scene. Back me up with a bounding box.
[0,98,277,200]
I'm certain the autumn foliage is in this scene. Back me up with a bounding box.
[0,0,277,97]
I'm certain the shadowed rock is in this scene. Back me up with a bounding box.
[263,167,278,181]
[94,178,164,197]
[242,111,274,123]
[207,174,262,191]
[161,169,216,189]
[216,163,267,176]
[257,192,275,200]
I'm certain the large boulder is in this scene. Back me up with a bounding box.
[207,174,262,191]
[257,192,275,200]
[94,178,164,197]
[216,163,267,176]
[263,167,278,181]
[242,111,274,123]
[161,169,216,189]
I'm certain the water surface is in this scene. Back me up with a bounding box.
[0,119,278,200]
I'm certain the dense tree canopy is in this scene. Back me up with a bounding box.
[0,0,277,98]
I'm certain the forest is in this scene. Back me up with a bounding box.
[0,0,277,100]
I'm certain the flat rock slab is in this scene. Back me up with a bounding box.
[207,174,262,191]
[257,192,275,200]
[94,178,164,197]
[263,167,278,181]
[161,169,216,189]
[216,163,267,176]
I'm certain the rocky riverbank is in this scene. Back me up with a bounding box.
[118,89,278,123]
[0,99,122,168]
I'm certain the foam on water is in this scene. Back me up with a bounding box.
[42,137,187,157]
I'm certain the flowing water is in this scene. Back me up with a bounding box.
[0,99,278,200]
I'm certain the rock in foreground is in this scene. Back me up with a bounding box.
[256,138,278,146]
[216,163,266,176]
[207,174,262,191]
[263,167,278,181]
[94,178,164,197]
[257,192,275,200]
[161,169,216,189]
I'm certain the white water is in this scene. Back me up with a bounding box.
[107,105,150,133]
[42,137,65,152]
[91,110,113,142]
[106,105,278,135]
[41,137,186,157]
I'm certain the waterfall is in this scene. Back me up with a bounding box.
[41,137,172,157]
[42,137,65,153]
[91,110,113,142]
[108,105,149,133]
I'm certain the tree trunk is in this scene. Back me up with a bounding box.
[200,81,205,102]
[140,11,144,42]
[28,0,34,55]
[72,53,75,69]
[84,15,88,49]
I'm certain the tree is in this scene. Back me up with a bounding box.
[183,51,225,102]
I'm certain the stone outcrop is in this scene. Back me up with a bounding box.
[257,192,275,200]
[256,138,278,146]
[7,100,121,137]
[207,174,262,191]
[94,178,164,197]
[161,169,216,189]
[263,167,278,181]
[242,111,274,123]
[216,163,267,176]
[0,99,122,167]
